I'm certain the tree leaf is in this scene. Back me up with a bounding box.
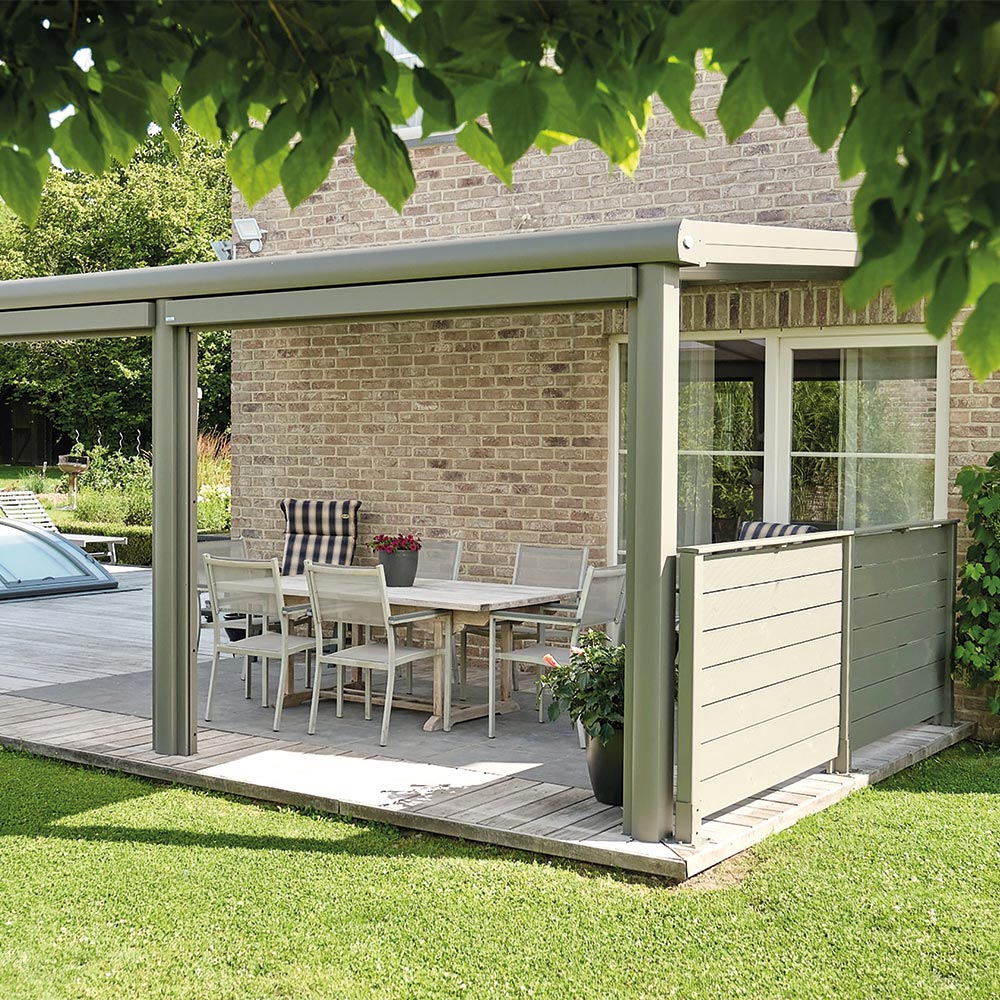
[657,61,705,138]
[926,256,969,339]
[0,147,48,226]
[413,67,457,130]
[456,123,512,186]
[353,109,415,213]
[716,61,767,141]
[226,129,287,206]
[807,64,853,151]
[488,81,547,164]
[51,109,110,175]
[280,111,349,209]
[956,284,1000,379]
[255,103,300,164]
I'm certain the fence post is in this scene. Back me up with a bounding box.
[675,549,702,844]
[834,534,853,773]
[941,521,957,726]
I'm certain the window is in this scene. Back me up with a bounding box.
[609,327,949,558]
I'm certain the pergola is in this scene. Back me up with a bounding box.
[0,219,857,842]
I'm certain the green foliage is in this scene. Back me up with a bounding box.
[954,454,1000,712]
[196,483,231,534]
[540,629,625,745]
[3,2,1000,373]
[0,125,232,443]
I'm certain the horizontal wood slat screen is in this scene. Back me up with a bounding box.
[848,523,956,750]
[676,535,846,844]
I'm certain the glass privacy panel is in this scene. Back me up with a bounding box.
[678,339,765,545]
[790,345,937,529]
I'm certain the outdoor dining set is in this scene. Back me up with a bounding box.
[198,499,627,747]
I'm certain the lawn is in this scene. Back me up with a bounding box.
[1,744,998,1000]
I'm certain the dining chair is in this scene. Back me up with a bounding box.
[416,538,463,581]
[203,555,314,731]
[305,562,453,746]
[404,537,463,693]
[486,564,626,739]
[458,543,589,698]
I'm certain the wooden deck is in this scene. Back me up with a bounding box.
[0,569,974,880]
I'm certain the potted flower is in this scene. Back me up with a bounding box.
[542,629,625,806]
[371,532,422,587]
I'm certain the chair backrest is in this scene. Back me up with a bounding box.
[417,538,463,580]
[736,520,819,541]
[512,544,589,590]
[577,565,627,630]
[203,555,284,621]
[279,498,361,575]
[305,563,391,636]
[196,536,248,589]
[0,491,58,532]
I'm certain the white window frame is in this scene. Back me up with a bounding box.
[608,324,950,560]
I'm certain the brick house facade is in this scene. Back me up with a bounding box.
[229,74,1000,740]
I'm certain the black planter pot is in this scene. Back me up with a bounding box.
[379,548,419,587]
[586,727,625,806]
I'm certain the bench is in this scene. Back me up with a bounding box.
[0,490,127,564]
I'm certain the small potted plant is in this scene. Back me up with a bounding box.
[371,532,422,587]
[543,630,625,806]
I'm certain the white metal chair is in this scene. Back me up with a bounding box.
[203,555,314,730]
[405,538,463,693]
[459,543,589,697]
[487,564,626,739]
[305,562,453,746]
[416,538,463,581]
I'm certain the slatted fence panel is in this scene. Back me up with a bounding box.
[676,534,846,843]
[848,523,955,750]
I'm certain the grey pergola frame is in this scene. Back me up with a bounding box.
[0,219,857,843]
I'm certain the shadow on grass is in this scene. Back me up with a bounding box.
[0,747,672,886]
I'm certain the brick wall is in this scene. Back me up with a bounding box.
[234,74,857,254]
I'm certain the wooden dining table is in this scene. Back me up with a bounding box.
[278,576,579,731]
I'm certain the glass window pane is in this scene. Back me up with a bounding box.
[791,345,937,529]
[0,530,84,583]
[678,339,764,545]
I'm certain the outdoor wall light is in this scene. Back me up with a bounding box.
[234,217,266,254]
[211,239,234,261]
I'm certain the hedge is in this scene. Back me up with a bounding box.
[60,521,153,566]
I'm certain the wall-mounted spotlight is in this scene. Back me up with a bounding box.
[234,217,266,254]
[211,239,234,261]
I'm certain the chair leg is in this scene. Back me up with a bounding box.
[380,665,396,747]
[205,651,221,721]
[488,619,497,739]
[537,666,545,723]
[262,658,270,709]
[406,624,414,694]
[336,664,344,718]
[459,631,468,702]
[272,653,290,732]
[244,651,252,700]
[364,669,372,721]
[307,658,323,735]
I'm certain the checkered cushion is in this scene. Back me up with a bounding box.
[736,520,819,541]
[279,498,361,575]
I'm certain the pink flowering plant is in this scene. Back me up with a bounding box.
[541,629,625,745]
[370,532,421,554]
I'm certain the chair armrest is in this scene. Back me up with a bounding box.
[388,609,444,626]
[490,610,578,626]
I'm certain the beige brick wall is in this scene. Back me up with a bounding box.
[234,75,856,254]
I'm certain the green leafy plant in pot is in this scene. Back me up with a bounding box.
[542,630,625,806]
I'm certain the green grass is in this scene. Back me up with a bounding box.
[0,464,62,492]
[1,743,999,1000]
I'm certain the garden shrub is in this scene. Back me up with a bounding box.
[954,454,1000,714]
[60,521,153,566]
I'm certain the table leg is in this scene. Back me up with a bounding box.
[499,620,514,701]
[432,616,446,721]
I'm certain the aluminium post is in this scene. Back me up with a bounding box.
[151,303,198,755]
[624,264,679,842]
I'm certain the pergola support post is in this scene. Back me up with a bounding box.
[623,264,679,842]
[151,304,198,755]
